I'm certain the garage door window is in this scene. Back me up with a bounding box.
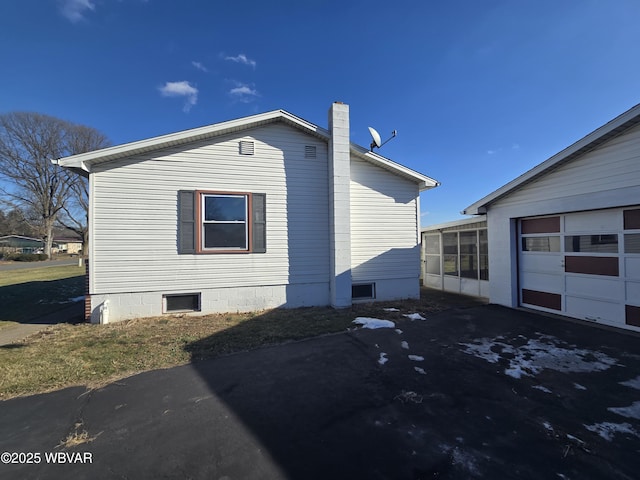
[565,235,618,253]
[522,236,560,252]
[624,234,640,253]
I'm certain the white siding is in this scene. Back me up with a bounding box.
[493,123,640,215]
[350,157,420,299]
[91,123,330,296]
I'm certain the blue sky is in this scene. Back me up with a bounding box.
[1,0,639,226]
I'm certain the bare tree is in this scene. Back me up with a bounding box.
[0,112,109,258]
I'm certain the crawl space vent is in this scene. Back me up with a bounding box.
[239,141,255,155]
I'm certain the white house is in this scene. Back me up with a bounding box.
[463,103,640,332]
[56,103,439,323]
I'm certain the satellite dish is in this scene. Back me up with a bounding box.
[368,126,397,152]
[368,127,382,150]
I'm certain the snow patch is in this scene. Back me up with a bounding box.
[542,421,554,433]
[403,313,426,321]
[69,296,84,303]
[584,422,640,441]
[573,383,587,390]
[408,355,424,362]
[383,308,400,312]
[620,376,640,390]
[395,329,403,335]
[378,353,389,365]
[459,333,618,379]
[401,341,410,350]
[414,366,426,375]
[353,317,395,329]
[608,401,640,420]
[532,385,552,394]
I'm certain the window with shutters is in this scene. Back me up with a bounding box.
[177,190,266,254]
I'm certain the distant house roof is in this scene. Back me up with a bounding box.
[0,235,44,248]
[55,109,440,192]
[464,102,640,215]
[422,215,487,232]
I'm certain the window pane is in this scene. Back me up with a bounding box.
[426,255,440,275]
[204,223,247,249]
[444,254,458,276]
[479,230,488,255]
[204,195,246,221]
[459,231,477,254]
[460,254,478,279]
[443,233,458,255]
[565,235,618,253]
[425,235,440,255]
[480,254,489,280]
[522,236,560,252]
[625,234,640,253]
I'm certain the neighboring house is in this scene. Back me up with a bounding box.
[57,103,439,323]
[421,216,489,298]
[463,103,640,332]
[53,237,83,255]
[0,235,45,254]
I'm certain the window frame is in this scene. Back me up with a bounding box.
[196,190,253,254]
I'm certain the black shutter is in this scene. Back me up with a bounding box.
[252,193,266,253]
[178,190,196,254]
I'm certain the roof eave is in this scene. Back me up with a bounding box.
[56,109,329,171]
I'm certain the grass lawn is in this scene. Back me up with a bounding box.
[0,265,85,323]
[0,288,486,400]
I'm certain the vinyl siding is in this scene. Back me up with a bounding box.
[90,123,330,294]
[350,157,420,283]
[493,123,640,213]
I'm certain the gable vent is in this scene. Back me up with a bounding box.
[239,141,255,155]
[304,145,317,159]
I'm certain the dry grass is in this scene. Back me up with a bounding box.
[0,288,483,400]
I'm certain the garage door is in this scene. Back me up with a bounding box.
[518,207,640,330]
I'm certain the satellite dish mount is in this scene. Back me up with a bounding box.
[368,126,397,152]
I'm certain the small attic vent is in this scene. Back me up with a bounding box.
[304,145,317,159]
[239,141,255,155]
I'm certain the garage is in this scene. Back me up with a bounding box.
[519,208,640,329]
[461,102,640,333]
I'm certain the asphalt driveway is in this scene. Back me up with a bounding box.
[1,303,639,479]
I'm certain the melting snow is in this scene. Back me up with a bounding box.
[414,366,426,375]
[573,383,587,390]
[353,317,395,329]
[584,422,640,441]
[378,353,389,365]
[401,341,410,349]
[542,421,554,433]
[403,313,426,321]
[459,333,618,379]
[69,296,84,302]
[532,385,552,394]
[620,376,640,390]
[384,308,400,312]
[408,355,424,362]
[395,329,403,335]
[608,401,640,420]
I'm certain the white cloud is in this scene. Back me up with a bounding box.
[59,0,95,23]
[159,81,198,112]
[229,83,259,103]
[225,53,257,68]
[191,61,208,72]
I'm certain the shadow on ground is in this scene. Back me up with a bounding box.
[0,277,84,324]
[2,289,640,480]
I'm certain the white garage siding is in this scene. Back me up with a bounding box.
[89,123,331,320]
[350,157,421,301]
